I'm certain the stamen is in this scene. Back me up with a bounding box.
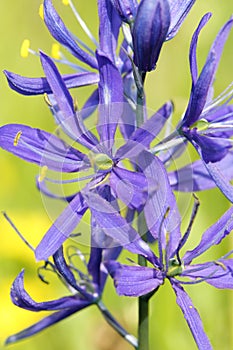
[66,0,98,47]
[214,260,227,270]
[43,93,53,107]
[2,212,35,252]
[13,131,22,146]
[20,39,30,58]
[38,165,48,183]
[39,3,44,20]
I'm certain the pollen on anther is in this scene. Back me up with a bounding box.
[13,131,22,146]
[38,166,48,183]
[43,94,52,107]
[39,4,44,20]
[20,39,30,58]
[62,0,70,5]
[51,43,61,60]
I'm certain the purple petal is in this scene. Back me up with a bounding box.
[171,282,213,349]
[183,52,216,126]
[36,177,76,202]
[109,0,138,22]
[83,190,157,264]
[166,0,197,40]
[202,155,233,202]
[44,0,97,68]
[98,0,121,63]
[182,260,233,289]
[136,150,181,258]
[6,305,89,344]
[11,270,88,311]
[132,0,170,72]
[169,159,216,192]
[183,206,233,264]
[126,101,173,148]
[110,166,148,210]
[188,13,212,87]
[80,89,99,120]
[4,70,99,96]
[96,50,123,151]
[106,261,164,296]
[0,124,85,172]
[35,192,87,261]
[40,51,75,119]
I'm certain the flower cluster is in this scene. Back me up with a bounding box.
[1,0,233,349]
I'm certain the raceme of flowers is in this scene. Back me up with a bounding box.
[1,0,233,349]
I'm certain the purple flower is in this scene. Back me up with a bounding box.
[99,189,233,349]
[6,240,122,344]
[0,49,173,261]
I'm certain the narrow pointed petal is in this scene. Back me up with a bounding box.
[106,261,164,296]
[98,0,121,63]
[11,270,88,311]
[96,50,123,151]
[40,51,75,119]
[84,191,157,264]
[6,305,89,344]
[0,124,85,172]
[182,260,233,289]
[44,0,97,68]
[136,150,181,257]
[4,70,99,96]
[183,52,216,126]
[126,101,173,148]
[132,0,170,72]
[171,282,213,349]
[35,192,87,261]
[110,166,148,210]
[166,0,197,40]
[188,13,212,87]
[80,89,99,120]
[183,206,233,264]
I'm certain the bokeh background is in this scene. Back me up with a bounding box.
[0,0,233,349]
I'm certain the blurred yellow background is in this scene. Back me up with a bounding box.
[0,1,233,349]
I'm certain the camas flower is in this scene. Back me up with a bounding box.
[85,173,233,349]
[0,47,173,261]
[6,237,137,345]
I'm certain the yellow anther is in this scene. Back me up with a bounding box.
[20,39,30,58]
[13,131,22,146]
[74,97,79,112]
[38,166,48,183]
[62,0,70,5]
[214,261,227,270]
[51,43,61,60]
[43,93,53,107]
[39,4,44,20]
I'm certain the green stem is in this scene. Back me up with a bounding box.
[97,300,138,349]
[137,213,150,350]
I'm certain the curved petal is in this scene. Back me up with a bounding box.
[44,0,97,68]
[183,206,233,264]
[0,124,85,172]
[11,270,89,311]
[106,261,164,296]
[35,192,88,261]
[109,0,138,23]
[171,282,213,349]
[4,70,99,96]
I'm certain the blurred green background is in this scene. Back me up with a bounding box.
[0,1,233,349]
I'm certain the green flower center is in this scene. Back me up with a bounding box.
[167,258,184,277]
[89,152,113,171]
